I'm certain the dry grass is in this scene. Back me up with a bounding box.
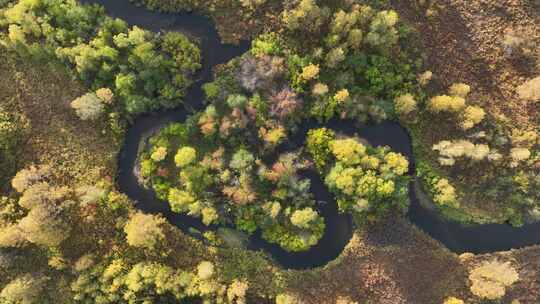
[283,218,470,304]
[0,47,121,189]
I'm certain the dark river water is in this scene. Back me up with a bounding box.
[81,0,540,269]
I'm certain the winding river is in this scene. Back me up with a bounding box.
[82,0,540,269]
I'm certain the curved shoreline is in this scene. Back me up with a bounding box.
[82,0,540,269]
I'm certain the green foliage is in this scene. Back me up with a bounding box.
[306,128,335,172]
[1,0,201,115]
[139,116,325,251]
[71,260,232,304]
[251,33,283,57]
[261,217,324,252]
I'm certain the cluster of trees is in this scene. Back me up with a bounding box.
[0,163,257,303]
[71,259,249,304]
[0,165,72,248]
[306,128,410,218]
[248,2,420,123]
[427,83,486,130]
[0,0,201,115]
[140,117,325,251]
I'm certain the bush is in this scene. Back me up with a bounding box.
[18,204,71,247]
[394,93,417,116]
[428,95,466,113]
[443,297,464,304]
[0,274,48,304]
[469,260,519,300]
[517,76,540,102]
[11,165,50,193]
[460,105,485,130]
[124,212,165,249]
[71,92,105,121]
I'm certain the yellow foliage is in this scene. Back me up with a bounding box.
[334,89,350,103]
[151,146,167,162]
[443,297,464,304]
[469,260,519,300]
[174,146,197,167]
[433,178,458,208]
[312,82,329,95]
[382,152,409,175]
[517,76,540,102]
[394,93,417,115]
[449,83,471,98]
[300,64,320,80]
[428,95,466,113]
[330,138,366,165]
[460,105,485,130]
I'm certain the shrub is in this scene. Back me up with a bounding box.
[428,95,466,113]
[394,93,417,116]
[517,76,540,102]
[469,260,519,300]
[0,274,48,304]
[71,92,105,121]
[449,83,471,98]
[11,165,50,193]
[124,212,165,249]
[460,105,486,130]
[18,204,71,247]
[197,261,215,280]
[300,64,320,80]
[443,297,464,304]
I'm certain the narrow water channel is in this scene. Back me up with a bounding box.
[81,0,540,269]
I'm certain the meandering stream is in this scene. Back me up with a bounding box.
[82,0,540,269]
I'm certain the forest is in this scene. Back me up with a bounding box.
[0,0,539,303]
